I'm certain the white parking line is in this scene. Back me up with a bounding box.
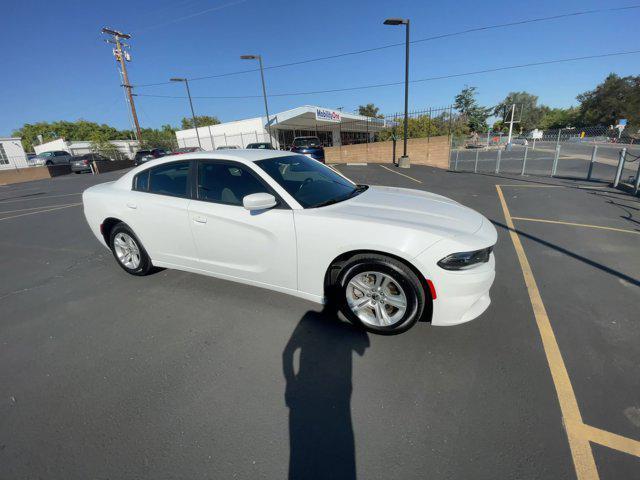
[0,192,82,204]
[378,165,423,184]
[0,202,82,215]
[0,203,82,221]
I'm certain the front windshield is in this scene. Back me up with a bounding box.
[255,155,367,208]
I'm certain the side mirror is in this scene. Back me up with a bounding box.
[243,192,277,211]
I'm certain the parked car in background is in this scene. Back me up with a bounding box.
[134,149,169,166]
[290,136,325,163]
[82,150,497,335]
[71,153,113,173]
[33,150,73,166]
[173,146,203,155]
[216,145,240,150]
[246,142,274,150]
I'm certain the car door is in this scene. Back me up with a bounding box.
[54,151,69,164]
[128,160,199,268]
[188,159,297,291]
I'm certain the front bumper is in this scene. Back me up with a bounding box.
[427,255,495,326]
[413,218,497,326]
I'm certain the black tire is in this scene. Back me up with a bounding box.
[109,222,153,276]
[337,254,426,335]
[45,160,53,166]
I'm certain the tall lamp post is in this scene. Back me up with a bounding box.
[241,54,273,146]
[383,17,410,168]
[170,77,202,149]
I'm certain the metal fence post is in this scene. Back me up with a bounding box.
[454,149,459,171]
[613,148,627,188]
[587,144,598,180]
[634,160,640,195]
[551,144,561,176]
[521,145,528,175]
[474,148,479,173]
[495,148,502,174]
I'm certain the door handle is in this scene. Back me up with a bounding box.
[126,202,137,209]
[193,215,207,224]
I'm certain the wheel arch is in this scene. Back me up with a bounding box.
[323,249,433,321]
[101,217,123,246]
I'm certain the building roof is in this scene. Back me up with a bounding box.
[176,105,393,137]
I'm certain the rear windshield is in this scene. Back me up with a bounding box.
[293,137,321,147]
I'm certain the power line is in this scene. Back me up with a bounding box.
[133,5,640,88]
[133,49,640,100]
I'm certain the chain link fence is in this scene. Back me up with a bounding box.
[450,126,640,190]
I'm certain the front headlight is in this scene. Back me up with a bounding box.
[437,246,493,271]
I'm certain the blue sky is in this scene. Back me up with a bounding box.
[2,0,639,135]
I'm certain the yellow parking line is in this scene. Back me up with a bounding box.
[0,203,81,221]
[378,164,422,184]
[511,217,640,235]
[0,202,81,215]
[0,192,82,204]
[581,424,640,457]
[496,185,598,479]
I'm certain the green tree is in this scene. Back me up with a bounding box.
[180,115,221,129]
[357,104,384,118]
[454,86,492,132]
[538,106,581,130]
[12,120,126,152]
[494,92,545,132]
[576,73,640,128]
[140,124,178,151]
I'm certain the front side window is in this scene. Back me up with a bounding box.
[256,155,365,208]
[147,162,190,198]
[197,162,268,206]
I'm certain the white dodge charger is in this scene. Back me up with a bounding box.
[83,150,496,334]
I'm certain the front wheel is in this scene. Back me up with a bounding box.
[338,254,426,335]
[109,223,153,276]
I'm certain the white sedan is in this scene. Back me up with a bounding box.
[83,150,496,334]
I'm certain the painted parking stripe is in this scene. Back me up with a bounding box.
[511,216,640,235]
[0,192,82,204]
[496,184,598,478]
[0,203,82,221]
[496,184,640,479]
[378,165,422,184]
[0,202,82,215]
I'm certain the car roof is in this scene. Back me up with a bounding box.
[114,149,300,189]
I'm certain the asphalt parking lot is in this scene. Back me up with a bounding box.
[1,164,638,479]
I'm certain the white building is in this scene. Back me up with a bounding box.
[0,137,28,170]
[175,105,393,150]
[34,138,139,160]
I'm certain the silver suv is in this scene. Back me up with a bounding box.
[34,151,74,166]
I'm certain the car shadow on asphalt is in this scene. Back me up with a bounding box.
[491,220,640,287]
[283,307,369,480]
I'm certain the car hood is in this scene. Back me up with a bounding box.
[324,185,485,238]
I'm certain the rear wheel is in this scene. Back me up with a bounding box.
[109,223,153,276]
[338,254,425,335]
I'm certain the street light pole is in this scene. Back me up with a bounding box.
[170,77,201,149]
[241,55,273,147]
[384,18,411,168]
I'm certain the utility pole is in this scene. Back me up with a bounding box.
[102,28,142,143]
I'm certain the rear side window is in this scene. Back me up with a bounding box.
[148,162,190,198]
[133,170,149,191]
